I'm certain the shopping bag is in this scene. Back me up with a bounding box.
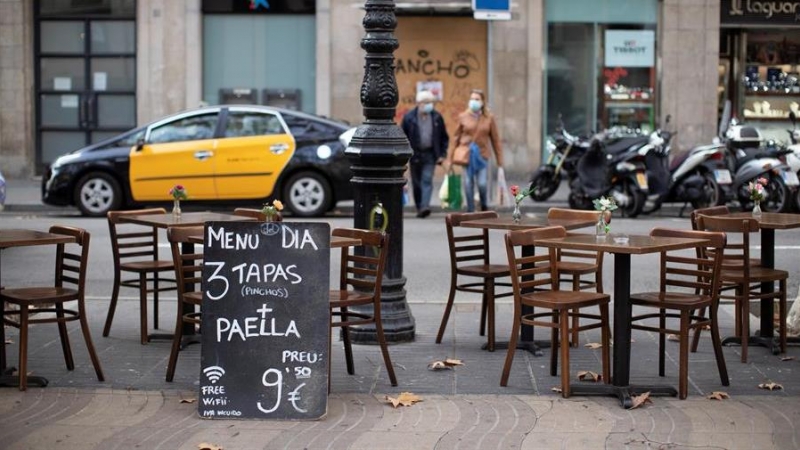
[447,170,462,210]
[438,174,449,204]
[496,167,508,206]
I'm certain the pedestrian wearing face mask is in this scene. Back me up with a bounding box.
[401,90,449,218]
[447,89,504,212]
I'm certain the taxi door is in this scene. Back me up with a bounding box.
[129,111,220,201]
[213,108,295,199]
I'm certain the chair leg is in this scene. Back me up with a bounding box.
[709,305,729,387]
[103,270,122,337]
[690,306,707,353]
[676,311,690,399]
[550,310,558,377]
[658,308,666,377]
[479,284,487,337]
[600,304,610,384]
[139,272,148,345]
[340,307,355,376]
[55,303,74,370]
[487,278,496,352]
[374,305,397,386]
[18,306,29,391]
[559,309,571,398]
[435,280,458,344]
[500,302,521,387]
[153,272,159,330]
[78,301,104,381]
[740,287,749,363]
[0,300,6,371]
[779,279,787,354]
[571,275,580,348]
[166,304,184,382]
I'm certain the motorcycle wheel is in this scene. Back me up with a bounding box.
[568,193,593,210]
[691,172,723,210]
[528,171,559,201]
[611,179,646,218]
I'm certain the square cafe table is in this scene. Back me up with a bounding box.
[0,229,78,388]
[718,212,800,350]
[536,233,709,409]
[459,215,597,353]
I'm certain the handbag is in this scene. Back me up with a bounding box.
[452,144,470,166]
[447,170,463,210]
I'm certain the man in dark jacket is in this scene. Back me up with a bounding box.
[401,90,449,218]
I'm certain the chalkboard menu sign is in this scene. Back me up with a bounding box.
[199,221,330,420]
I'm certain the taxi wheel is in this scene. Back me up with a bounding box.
[74,172,122,217]
[283,171,332,217]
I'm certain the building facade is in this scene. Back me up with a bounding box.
[0,0,721,179]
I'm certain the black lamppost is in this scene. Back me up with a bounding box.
[345,0,415,343]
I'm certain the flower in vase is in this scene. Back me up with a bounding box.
[593,196,618,233]
[169,184,188,200]
[261,199,284,221]
[509,184,534,205]
[748,177,767,202]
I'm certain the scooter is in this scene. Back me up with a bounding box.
[528,120,590,201]
[641,117,731,215]
[782,111,800,210]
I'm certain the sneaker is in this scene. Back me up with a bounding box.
[419,209,431,218]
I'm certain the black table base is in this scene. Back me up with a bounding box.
[0,367,49,388]
[482,340,548,356]
[570,383,677,408]
[721,335,782,354]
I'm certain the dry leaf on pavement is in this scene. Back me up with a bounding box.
[551,387,562,393]
[780,356,795,361]
[385,392,422,408]
[4,339,12,345]
[428,361,450,371]
[707,391,729,400]
[667,334,680,341]
[758,382,783,391]
[444,358,464,366]
[198,443,223,450]
[584,342,603,349]
[629,392,652,409]
[180,398,197,404]
[577,370,602,382]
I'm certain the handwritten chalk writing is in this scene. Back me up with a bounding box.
[202,397,229,406]
[202,385,226,395]
[257,368,283,414]
[213,410,241,417]
[282,350,321,364]
[216,303,300,342]
[208,226,260,249]
[231,262,302,284]
[282,226,319,250]
[288,383,307,413]
[294,367,311,379]
[205,261,229,300]
[241,286,289,298]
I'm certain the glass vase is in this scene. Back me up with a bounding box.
[512,203,522,223]
[596,215,607,240]
[752,200,762,218]
[172,199,181,218]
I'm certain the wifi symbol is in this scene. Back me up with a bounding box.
[203,366,225,384]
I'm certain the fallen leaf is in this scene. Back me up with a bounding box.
[707,391,730,400]
[780,356,795,361]
[577,370,602,382]
[427,361,450,371]
[4,339,12,345]
[758,382,783,391]
[667,334,680,341]
[629,392,652,409]
[444,358,464,366]
[584,342,603,349]
[180,398,197,404]
[198,443,223,450]
[551,387,562,393]
[385,392,422,408]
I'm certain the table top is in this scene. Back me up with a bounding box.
[720,212,800,230]
[536,234,709,255]
[0,229,76,249]
[460,216,596,231]
[118,212,256,228]
[187,229,360,249]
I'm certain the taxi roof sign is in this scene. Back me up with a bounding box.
[472,0,511,21]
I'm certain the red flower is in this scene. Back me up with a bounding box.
[510,185,520,196]
[757,177,768,186]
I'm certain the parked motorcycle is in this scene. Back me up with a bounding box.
[528,121,589,201]
[782,111,800,210]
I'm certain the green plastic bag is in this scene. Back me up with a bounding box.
[447,170,462,210]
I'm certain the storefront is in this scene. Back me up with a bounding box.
[201,0,316,112]
[544,0,658,139]
[720,0,800,141]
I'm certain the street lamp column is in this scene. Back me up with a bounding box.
[345,0,415,343]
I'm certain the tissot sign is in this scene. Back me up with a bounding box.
[721,0,800,25]
[604,30,655,68]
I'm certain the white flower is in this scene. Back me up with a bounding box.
[599,198,612,209]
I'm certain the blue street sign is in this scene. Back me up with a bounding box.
[472,0,511,20]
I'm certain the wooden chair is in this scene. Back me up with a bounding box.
[0,226,104,390]
[165,225,204,382]
[629,228,729,399]
[696,216,788,362]
[436,211,512,352]
[233,207,267,221]
[502,226,610,397]
[547,208,605,346]
[104,208,177,344]
[329,228,397,386]
[690,205,762,268]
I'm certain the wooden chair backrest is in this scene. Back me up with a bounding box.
[504,226,564,295]
[690,205,730,230]
[166,225,204,297]
[107,208,167,268]
[695,215,759,278]
[446,211,497,271]
[50,225,90,296]
[332,228,388,301]
[546,208,603,265]
[650,228,726,299]
[233,208,267,220]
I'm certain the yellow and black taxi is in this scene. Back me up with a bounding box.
[42,105,356,217]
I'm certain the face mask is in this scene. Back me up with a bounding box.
[468,99,483,112]
[422,103,434,113]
